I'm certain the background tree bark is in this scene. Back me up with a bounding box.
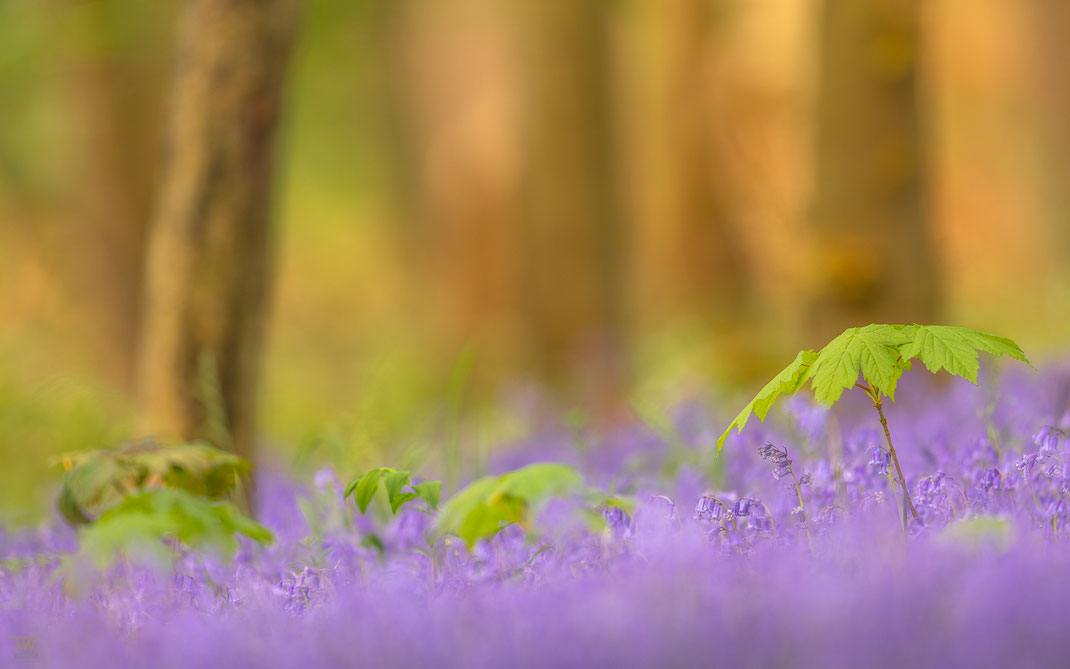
[644,0,746,325]
[517,0,626,411]
[810,0,939,341]
[384,0,522,372]
[64,54,154,391]
[137,0,301,461]
[50,0,174,391]
[1027,1,1070,280]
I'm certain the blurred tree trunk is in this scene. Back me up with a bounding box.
[810,0,938,340]
[56,1,171,391]
[371,0,421,273]
[513,0,624,413]
[1028,1,1070,274]
[379,0,522,374]
[517,0,625,412]
[137,0,301,460]
[645,0,746,325]
[65,62,151,391]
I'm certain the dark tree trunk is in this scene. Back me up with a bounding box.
[137,0,301,460]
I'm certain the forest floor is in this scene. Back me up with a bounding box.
[2,365,1070,667]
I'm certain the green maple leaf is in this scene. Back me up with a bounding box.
[808,324,912,406]
[716,349,817,450]
[896,325,1031,383]
[717,324,1032,450]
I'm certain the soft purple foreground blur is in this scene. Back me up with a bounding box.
[2,365,1070,668]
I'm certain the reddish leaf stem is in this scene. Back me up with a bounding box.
[869,387,919,527]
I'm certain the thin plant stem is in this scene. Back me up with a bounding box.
[882,461,906,529]
[758,501,779,538]
[788,466,815,554]
[867,384,919,526]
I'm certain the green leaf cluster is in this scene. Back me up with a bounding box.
[433,463,586,549]
[54,440,250,525]
[344,468,442,515]
[59,488,273,594]
[75,488,272,567]
[717,324,1031,449]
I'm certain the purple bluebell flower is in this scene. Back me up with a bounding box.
[814,505,846,527]
[649,495,678,520]
[746,503,774,533]
[732,498,755,517]
[1043,497,1067,526]
[4,365,1070,667]
[758,442,788,462]
[313,467,337,493]
[694,496,725,522]
[602,505,633,536]
[870,446,891,477]
[1034,426,1066,456]
[1016,452,1042,477]
[977,467,1004,492]
[758,442,794,480]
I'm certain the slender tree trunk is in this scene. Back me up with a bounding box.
[137,0,301,460]
[647,0,746,323]
[811,0,938,340]
[517,0,625,409]
[65,59,151,390]
[382,0,522,369]
[372,0,421,277]
[1028,1,1070,278]
[55,0,171,391]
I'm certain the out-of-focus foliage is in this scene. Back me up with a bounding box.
[344,467,441,515]
[51,439,269,596]
[940,516,1013,550]
[434,463,589,548]
[78,488,271,568]
[59,487,272,595]
[1,0,1069,522]
[0,350,131,524]
[54,440,249,525]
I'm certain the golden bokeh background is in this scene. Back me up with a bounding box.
[0,0,1067,520]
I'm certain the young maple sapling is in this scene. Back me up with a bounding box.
[718,324,1032,529]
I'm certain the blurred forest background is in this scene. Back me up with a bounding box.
[1,0,1068,521]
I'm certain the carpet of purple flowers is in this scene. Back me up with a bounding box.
[3,365,1070,667]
